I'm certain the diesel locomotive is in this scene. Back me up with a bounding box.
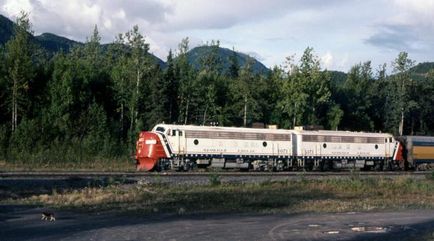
[134,124,433,172]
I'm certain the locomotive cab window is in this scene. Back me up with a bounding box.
[172,130,176,136]
[155,126,166,133]
[156,126,165,133]
[179,131,183,136]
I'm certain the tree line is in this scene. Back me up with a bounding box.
[1,14,433,165]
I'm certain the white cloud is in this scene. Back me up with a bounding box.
[0,0,172,42]
[365,0,434,55]
[0,0,433,71]
[159,0,345,31]
[2,0,33,16]
[321,52,333,70]
[391,0,434,26]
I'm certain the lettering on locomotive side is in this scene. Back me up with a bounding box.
[203,148,227,153]
[238,149,256,153]
[331,151,350,155]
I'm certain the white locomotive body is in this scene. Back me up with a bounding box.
[292,129,397,170]
[151,124,293,171]
[135,124,401,171]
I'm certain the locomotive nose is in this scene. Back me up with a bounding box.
[135,132,166,171]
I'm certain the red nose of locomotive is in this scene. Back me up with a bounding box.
[135,132,167,171]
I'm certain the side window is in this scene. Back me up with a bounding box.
[385,138,388,143]
[179,131,183,136]
[172,130,176,136]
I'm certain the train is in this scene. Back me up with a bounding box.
[134,124,434,172]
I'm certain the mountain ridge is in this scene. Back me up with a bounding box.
[1,14,434,77]
[0,14,271,73]
[186,45,270,75]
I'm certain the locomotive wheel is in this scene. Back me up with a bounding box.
[154,163,162,172]
[374,160,384,171]
[183,164,189,171]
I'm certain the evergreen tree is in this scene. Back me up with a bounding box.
[405,69,433,134]
[146,65,168,127]
[341,61,374,130]
[196,40,223,125]
[417,70,434,134]
[228,47,240,78]
[267,66,287,126]
[0,45,7,123]
[164,50,179,123]
[370,63,388,131]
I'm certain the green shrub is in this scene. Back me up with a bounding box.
[208,173,221,186]
[428,171,434,181]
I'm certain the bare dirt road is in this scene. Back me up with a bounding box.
[1,205,434,241]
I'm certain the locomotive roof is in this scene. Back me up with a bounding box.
[291,129,394,137]
[152,124,292,134]
[152,124,393,138]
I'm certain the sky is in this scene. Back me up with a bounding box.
[1,0,433,72]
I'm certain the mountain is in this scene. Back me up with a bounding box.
[327,70,347,88]
[410,62,434,81]
[0,14,79,52]
[411,62,434,74]
[327,62,434,87]
[99,43,166,68]
[1,14,273,73]
[0,14,165,66]
[186,46,270,75]
[0,14,15,44]
[35,32,81,52]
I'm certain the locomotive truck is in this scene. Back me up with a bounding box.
[135,124,409,172]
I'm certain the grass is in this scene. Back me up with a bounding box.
[2,176,434,215]
[0,159,136,172]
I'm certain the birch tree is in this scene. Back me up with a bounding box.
[5,12,35,131]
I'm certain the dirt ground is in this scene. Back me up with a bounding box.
[1,205,434,241]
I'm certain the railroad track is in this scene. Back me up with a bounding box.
[0,171,431,178]
[0,171,430,188]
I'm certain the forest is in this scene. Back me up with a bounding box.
[1,14,434,166]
